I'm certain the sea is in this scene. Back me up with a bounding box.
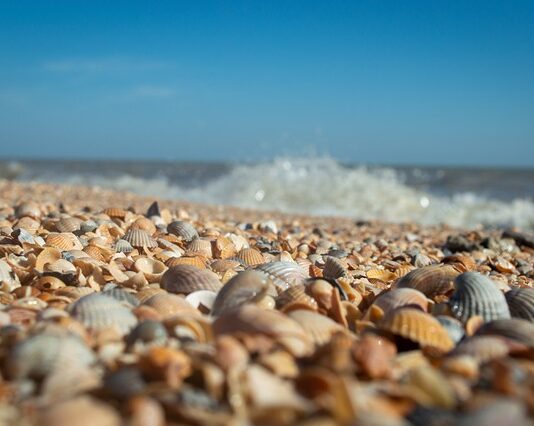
[1,158,533,230]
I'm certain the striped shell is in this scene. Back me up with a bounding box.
[450,336,510,362]
[211,270,271,316]
[393,265,458,297]
[378,307,454,351]
[436,316,465,344]
[115,239,133,253]
[505,288,534,321]
[129,217,157,235]
[287,309,345,346]
[122,229,158,249]
[45,233,83,251]
[167,221,199,242]
[166,256,207,269]
[103,288,140,308]
[322,256,349,280]
[55,217,83,233]
[448,272,510,323]
[236,248,264,267]
[186,238,213,258]
[475,318,534,347]
[103,207,128,218]
[255,261,307,292]
[368,288,428,316]
[68,293,138,335]
[276,284,318,312]
[161,264,222,294]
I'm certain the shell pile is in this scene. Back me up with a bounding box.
[0,181,533,425]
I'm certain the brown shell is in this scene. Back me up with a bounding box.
[450,336,510,362]
[378,307,454,352]
[135,287,166,304]
[287,309,345,346]
[210,259,241,273]
[236,248,264,267]
[393,265,458,298]
[166,256,207,269]
[103,207,128,219]
[186,238,213,258]
[322,256,349,280]
[123,229,158,249]
[134,257,167,283]
[55,217,83,233]
[475,318,534,347]
[142,293,199,318]
[129,217,157,235]
[167,221,199,242]
[212,236,236,259]
[366,288,428,318]
[255,261,308,292]
[160,264,222,294]
[505,288,534,321]
[15,201,41,218]
[276,284,318,312]
[45,233,83,251]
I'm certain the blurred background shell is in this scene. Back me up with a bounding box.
[255,261,308,292]
[505,287,534,321]
[161,264,221,294]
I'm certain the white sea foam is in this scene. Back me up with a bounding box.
[43,157,534,229]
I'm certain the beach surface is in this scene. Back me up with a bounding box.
[0,180,533,425]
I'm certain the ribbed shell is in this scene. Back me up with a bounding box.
[129,217,157,235]
[6,332,95,380]
[450,336,510,362]
[393,265,458,297]
[505,288,534,321]
[103,288,140,307]
[475,318,534,347]
[378,307,454,351]
[287,309,345,346]
[369,288,428,316]
[255,261,307,292]
[448,272,510,323]
[186,238,213,258]
[103,207,128,218]
[167,221,199,242]
[276,284,318,311]
[68,293,138,335]
[115,239,133,253]
[211,270,271,316]
[45,233,83,251]
[322,256,349,280]
[161,264,222,294]
[122,229,158,249]
[436,315,465,344]
[236,248,264,267]
[166,256,207,269]
[55,217,83,233]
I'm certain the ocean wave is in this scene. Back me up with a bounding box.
[28,157,534,229]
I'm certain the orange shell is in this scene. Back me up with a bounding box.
[393,265,458,298]
[236,248,264,266]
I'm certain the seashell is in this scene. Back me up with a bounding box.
[276,284,318,312]
[55,217,83,233]
[435,315,465,344]
[213,304,313,357]
[186,238,213,258]
[166,255,207,269]
[450,336,510,362]
[210,259,241,273]
[365,288,428,320]
[6,331,95,380]
[103,288,140,308]
[167,220,199,242]
[103,207,128,219]
[212,236,236,259]
[475,318,534,347]
[34,276,67,291]
[45,232,83,251]
[441,254,477,272]
[352,334,397,379]
[505,287,534,321]
[143,293,199,318]
[378,307,454,352]
[122,229,158,249]
[55,286,95,300]
[366,268,397,282]
[255,261,307,292]
[165,315,213,342]
[129,217,157,235]
[448,272,510,323]
[235,248,264,266]
[115,238,134,253]
[103,368,146,400]
[15,201,41,218]
[83,245,108,262]
[322,256,349,280]
[161,264,222,294]
[135,287,165,303]
[14,216,40,233]
[402,365,456,409]
[287,309,346,346]
[38,396,122,426]
[185,290,217,313]
[0,259,21,292]
[36,247,62,271]
[393,265,458,298]
[127,320,168,347]
[43,259,76,276]
[68,293,138,336]
[211,270,271,316]
[134,257,167,283]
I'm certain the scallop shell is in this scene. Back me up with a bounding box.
[103,207,128,219]
[166,256,207,269]
[212,236,236,259]
[475,318,534,347]
[236,248,264,267]
[505,288,534,321]
[103,288,140,308]
[135,287,166,304]
[115,239,134,254]
[167,221,199,242]
[129,217,157,235]
[287,309,346,346]
[45,233,83,251]
[378,307,454,351]
[68,293,138,335]
[161,264,222,294]
[276,284,318,312]
[55,286,95,300]
[435,315,465,344]
[211,270,271,316]
[134,257,167,283]
[143,293,199,318]
[448,272,510,323]
[393,265,458,297]
[187,238,213,258]
[450,336,510,362]
[322,256,349,280]
[55,217,83,233]
[122,229,158,249]
[367,288,428,318]
[14,216,41,233]
[255,261,307,292]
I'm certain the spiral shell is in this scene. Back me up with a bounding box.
[255,261,307,292]
[122,229,158,249]
[161,264,222,294]
[236,248,264,267]
[393,265,458,297]
[378,307,454,351]
[505,288,534,321]
[448,272,510,323]
[167,221,199,242]
[68,293,138,336]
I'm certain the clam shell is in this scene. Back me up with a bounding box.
[211,270,271,316]
[161,264,222,294]
[68,293,138,335]
[167,221,199,242]
[122,229,158,249]
[322,256,349,280]
[255,261,308,292]
[287,309,346,346]
[450,336,510,362]
[210,259,241,273]
[185,290,217,312]
[134,257,167,283]
[393,265,458,297]
[103,207,128,219]
[236,248,264,266]
[276,284,318,312]
[187,238,213,258]
[143,293,199,318]
[166,256,207,269]
[435,315,465,344]
[367,288,428,318]
[115,239,133,253]
[45,233,83,251]
[448,272,510,323]
[378,307,454,351]
[475,318,534,347]
[55,217,83,233]
[505,288,534,321]
[129,217,157,235]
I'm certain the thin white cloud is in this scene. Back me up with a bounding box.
[42,57,170,73]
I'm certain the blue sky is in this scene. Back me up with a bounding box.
[0,1,533,166]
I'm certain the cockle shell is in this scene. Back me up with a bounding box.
[167,221,199,242]
[211,270,271,316]
[505,288,534,321]
[161,264,222,294]
[393,265,458,297]
[134,257,167,283]
[15,201,41,218]
[287,309,346,346]
[210,259,241,273]
[187,238,213,258]
[55,217,83,233]
[103,288,140,308]
[378,307,454,351]
[236,248,264,266]
[122,229,158,249]
[129,217,157,235]
[435,315,465,344]
[448,272,510,323]
[142,293,199,318]
[103,207,128,219]
[68,293,138,336]
[115,239,134,254]
[450,336,510,362]
[255,261,308,292]
[322,256,349,280]
[475,318,534,347]
[276,284,318,312]
[45,233,83,251]
[365,288,428,319]
[166,255,207,269]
